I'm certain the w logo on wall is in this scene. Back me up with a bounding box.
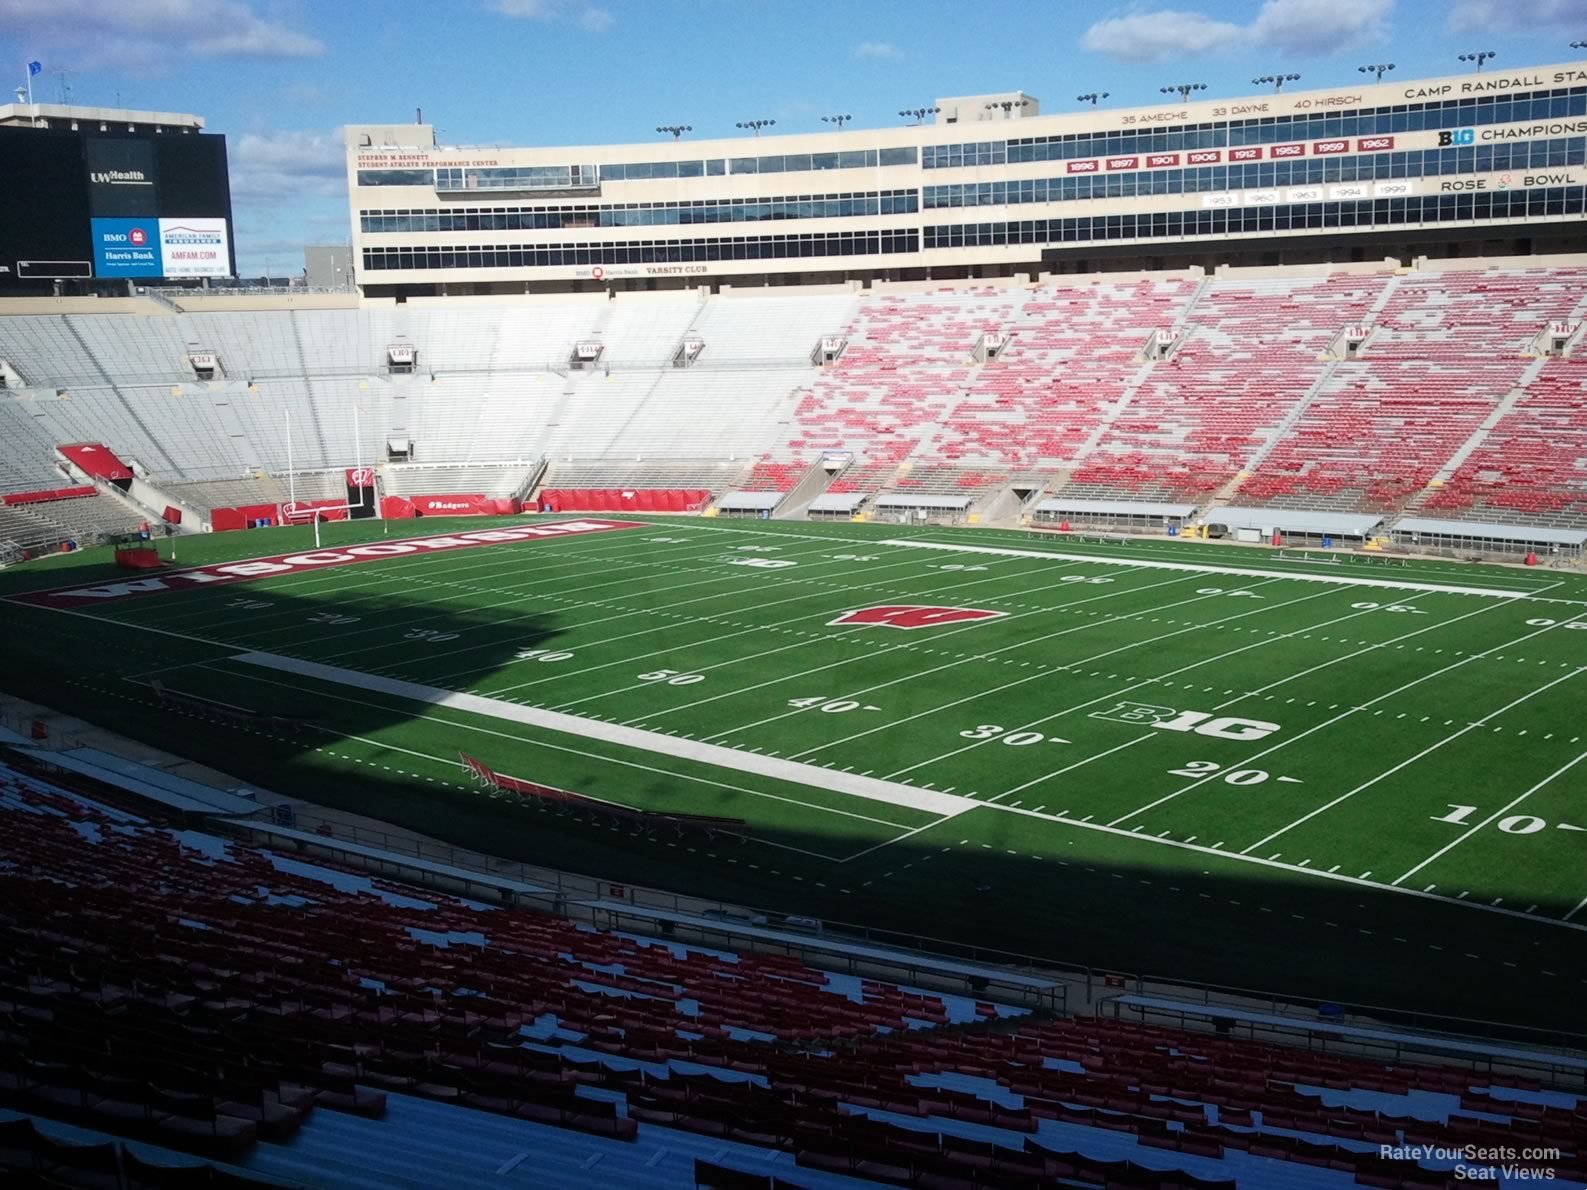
[344,468,377,519]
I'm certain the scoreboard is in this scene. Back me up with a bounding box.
[0,123,235,289]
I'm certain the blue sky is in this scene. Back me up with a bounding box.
[2,0,1582,276]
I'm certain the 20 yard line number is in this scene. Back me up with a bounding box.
[1168,759,1302,787]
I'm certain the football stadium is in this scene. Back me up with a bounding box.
[1,25,1586,1189]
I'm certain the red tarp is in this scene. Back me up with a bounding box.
[57,444,133,482]
[281,499,349,524]
[538,488,709,514]
[2,485,96,506]
[210,503,280,532]
[114,547,161,571]
[380,493,517,519]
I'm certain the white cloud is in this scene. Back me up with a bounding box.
[854,41,905,61]
[1448,0,1587,32]
[0,0,323,70]
[1250,0,1391,53]
[229,129,346,206]
[1081,0,1391,63]
[487,0,614,31]
[1081,9,1245,62]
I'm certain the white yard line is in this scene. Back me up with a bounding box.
[869,580,1342,777]
[1565,895,1587,923]
[303,533,868,664]
[1391,748,1587,886]
[1107,597,1567,828]
[202,669,862,863]
[498,549,1073,702]
[836,816,955,864]
[666,520,1563,593]
[233,651,975,819]
[89,612,1587,936]
[878,538,1537,599]
[1241,669,1587,856]
[116,526,716,630]
[687,569,1214,740]
[973,595,1398,799]
[574,556,1137,719]
[1007,593,1527,795]
[981,801,1587,935]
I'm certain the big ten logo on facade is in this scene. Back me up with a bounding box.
[1438,128,1476,146]
[1090,702,1280,741]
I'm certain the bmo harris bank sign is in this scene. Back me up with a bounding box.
[91,217,230,279]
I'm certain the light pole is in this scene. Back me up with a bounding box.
[899,106,940,125]
[735,118,775,137]
[656,124,691,140]
[984,98,1031,117]
[1160,83,1207,103]
[1076,92,1109,107]
[1253,73,1301,93]
[1458,51,1496,72]
[1358,63,1396,83]
[822,114,853,129]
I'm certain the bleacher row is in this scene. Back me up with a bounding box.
[4,265,1587,542]
[2,760,1583,1190]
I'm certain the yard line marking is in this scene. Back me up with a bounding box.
[985,799,1587,936]
[1393,748,1587,887]
[89,519,692,624]
[678,567,1213,739]
[119,523,732,641]
[1565,895,1587,923]
[779,577,1309,762]
[480,542,1068,694]
[972,590,1410,796]
[838,816,955,864]
[1105,593,1563,827]
[877,538,1533,599]
[233,651,974,819]
[311,532,871,666]
[197,666,914,852]
[1242,667,1587,857]
[554,552,1110,716]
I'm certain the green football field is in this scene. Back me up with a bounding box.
[4,514,1586,1034]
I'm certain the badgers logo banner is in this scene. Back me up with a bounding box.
[827,605,1008,630]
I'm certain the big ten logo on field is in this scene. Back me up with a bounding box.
[1090,702,1280,741]
[1437,128,1476,146]
[828,605,1008,630]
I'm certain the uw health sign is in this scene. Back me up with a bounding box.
[90,216,231,279]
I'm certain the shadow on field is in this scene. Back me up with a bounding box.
[1,543,1584,1042]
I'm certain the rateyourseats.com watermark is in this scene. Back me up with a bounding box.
[1381,1144,1565,1181]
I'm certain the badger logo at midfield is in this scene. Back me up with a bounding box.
[827,605,1008,630]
